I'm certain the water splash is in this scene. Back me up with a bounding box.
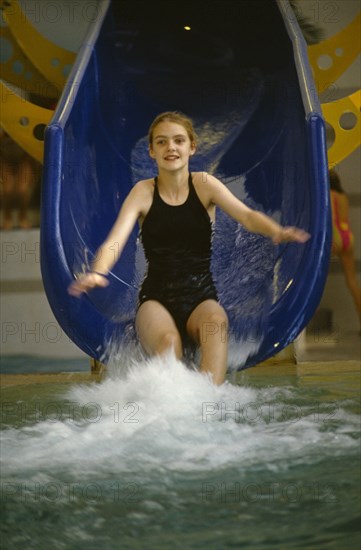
[1,353,359,484]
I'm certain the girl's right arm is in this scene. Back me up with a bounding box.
[68,182,146,297]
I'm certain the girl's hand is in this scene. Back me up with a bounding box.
[68,272,109,298]
[272,227,311,244]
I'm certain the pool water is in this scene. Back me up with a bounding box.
[1,355,360,550]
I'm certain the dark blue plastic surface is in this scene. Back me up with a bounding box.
[41,0,331,368]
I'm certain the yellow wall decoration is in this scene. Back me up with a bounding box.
[307,11,361,166]
[1,0,75,92]
[0,24,59,98]
[308,12,360,96]
[0,80,53,163]
[322,89,360,168]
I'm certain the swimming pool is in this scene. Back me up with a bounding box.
[1,355,360,549]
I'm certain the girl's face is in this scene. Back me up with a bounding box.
[149,121,196,171]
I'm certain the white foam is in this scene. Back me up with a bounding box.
[1,353,359,481]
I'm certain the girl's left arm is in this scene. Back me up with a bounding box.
[205,173,310,244]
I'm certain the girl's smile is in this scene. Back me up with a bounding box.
[149,121,196,170]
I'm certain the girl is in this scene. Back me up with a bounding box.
[68,112,310,384]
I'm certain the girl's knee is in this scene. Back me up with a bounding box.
[199,311,228,345]
[207,310,229,331]
[158,331,183,358]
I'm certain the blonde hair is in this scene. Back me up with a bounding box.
[148,111,197,146]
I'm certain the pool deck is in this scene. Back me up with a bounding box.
[1,360,359,389]
[1,331,359,388]
[0,371,103,388]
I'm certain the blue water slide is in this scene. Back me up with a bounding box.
[41,0,331,368]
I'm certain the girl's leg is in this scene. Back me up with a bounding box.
[186,300,228,385]
[136,300,183,359]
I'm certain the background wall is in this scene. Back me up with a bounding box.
[1,0,360,359]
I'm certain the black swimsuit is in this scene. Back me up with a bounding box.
[139,173,218,341]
